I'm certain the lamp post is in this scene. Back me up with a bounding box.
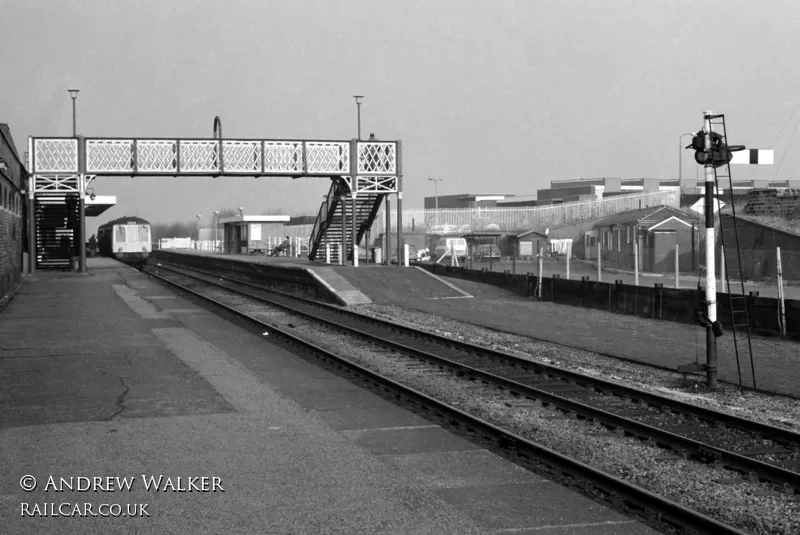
[213,211,220,252]
[428,177,443,226]
[68,89,79,137]
[353,95,364,140]
[196,214,202,250]
[679,132,694,181]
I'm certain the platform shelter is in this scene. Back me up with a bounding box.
[221,215,290,254]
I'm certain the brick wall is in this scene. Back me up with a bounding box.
[719,214,800,280]
[743,189,800,218]
[0,127,26,302]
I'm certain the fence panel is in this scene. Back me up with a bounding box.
[366,190,679,235]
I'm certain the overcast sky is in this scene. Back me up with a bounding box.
[2,0,799,232]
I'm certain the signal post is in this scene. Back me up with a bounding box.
[683,110,746,388]
[701,112,718,388]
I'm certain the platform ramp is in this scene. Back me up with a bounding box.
[316,265,472,305]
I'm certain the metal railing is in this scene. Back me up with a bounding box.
[366,190,680,235]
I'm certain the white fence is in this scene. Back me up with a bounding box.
[368,190,680,235]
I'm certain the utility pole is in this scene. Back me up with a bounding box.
[702,111,718,388]
[196,214,202,250]
[213,210,220,252]
[428,177,443,227]
[68,89,85,272]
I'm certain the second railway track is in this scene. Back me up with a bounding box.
[147,260,800,494]
[144,259,800,534]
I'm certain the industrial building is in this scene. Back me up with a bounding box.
[423,193,517,209]
[536,177,800,207]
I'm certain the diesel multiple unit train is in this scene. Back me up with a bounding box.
[97,216,152,266]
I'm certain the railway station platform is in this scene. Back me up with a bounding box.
[0,258,658,534]
[153,250,473,306]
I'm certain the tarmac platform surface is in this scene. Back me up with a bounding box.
[0,257,657,534]
[160,250,472,305]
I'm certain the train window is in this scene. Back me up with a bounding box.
[138,225,149,242]
[115,226,126,243]
[125,225,140,243]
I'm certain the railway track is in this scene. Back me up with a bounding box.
[145,259,798,534]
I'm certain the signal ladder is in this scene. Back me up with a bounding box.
[708,114,757,390]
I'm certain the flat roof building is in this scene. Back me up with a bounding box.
[423,193,517,210]
[220,215,291,254]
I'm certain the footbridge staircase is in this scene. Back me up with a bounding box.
[309,178,386,263]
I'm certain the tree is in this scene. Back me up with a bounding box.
[150,221,193,241]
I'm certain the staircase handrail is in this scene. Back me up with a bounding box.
[309,180,342,259]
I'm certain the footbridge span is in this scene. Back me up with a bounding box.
[27,117,403,272]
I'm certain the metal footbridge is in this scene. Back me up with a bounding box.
[27,118,403,271]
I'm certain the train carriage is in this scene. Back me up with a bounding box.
[97,216,152,266]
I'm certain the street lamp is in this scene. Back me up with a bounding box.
[196,214,202,250]
[428,177,444,227]
[68,89,79,137]
[353,95,364,140]
[213,210,220,252]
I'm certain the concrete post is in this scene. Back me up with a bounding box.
[396,140,403,268]
[634,242,639,286]
[352,193,358,267]
[384,197,391,265]
[675,244,680,289]
[537,245,543,299]
[597,239,602,282]
[77,137,86,272]
[340,194,346,266]
[326,243,330,264]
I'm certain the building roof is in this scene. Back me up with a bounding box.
[219,215,290,224]
[85,195,117,217]
[426,193,518,200]
[463,231,504,238]
[0,123,26,169]
[513,228,549,239]
[720,212,800,238]
[591,205,699,230]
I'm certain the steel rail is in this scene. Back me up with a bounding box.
[151,258,800,445]
[150,261,800,494]
[145,266,753,535]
